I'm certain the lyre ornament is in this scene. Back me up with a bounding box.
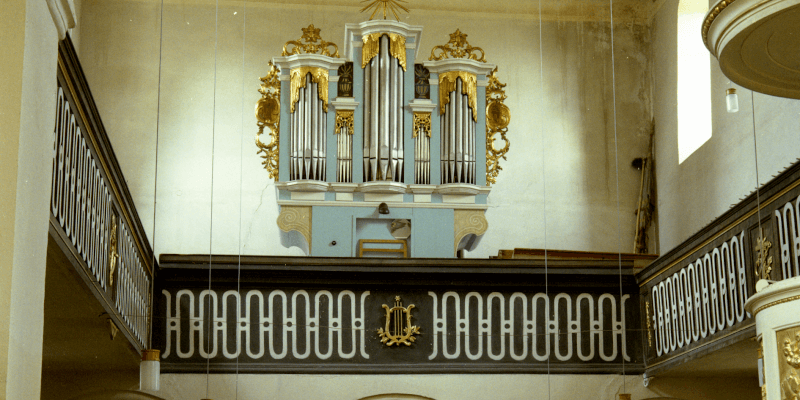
[377,296,421,346]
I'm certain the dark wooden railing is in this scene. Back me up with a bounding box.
[50,35,155,352]
[637,159,800,375]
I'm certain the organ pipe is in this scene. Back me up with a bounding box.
[441,77,475,184]
[363,34,404,182]
[290,74,326,180]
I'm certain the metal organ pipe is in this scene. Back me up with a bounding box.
[290,73,326,181]
[441,77,476,184]
[363,35,404,182]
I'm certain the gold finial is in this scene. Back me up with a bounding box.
[429,29,486,62]
[282,24,339,58]
[360,0,409,21]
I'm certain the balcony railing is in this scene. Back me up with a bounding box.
[50,35,155,352]
[637,159,800,375]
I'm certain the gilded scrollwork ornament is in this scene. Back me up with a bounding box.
[485,67,510,186]
[429,29,486,63]
[781,329,800,399]
[282,24,339,58]
[438,71,477,121]
[290,67,330,113]
[413,112,431,138]
[755,229,774,281]
[335,110,354,135]
[256,61,281,181]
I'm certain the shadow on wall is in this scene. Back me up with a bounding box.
[68,390,166,400]
[360,394,436,400]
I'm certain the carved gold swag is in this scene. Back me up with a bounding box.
[362,33,407,71]
[256,61,281,181]
[438,71,477,121]
[485,67,510,186]
[290,67,330,114]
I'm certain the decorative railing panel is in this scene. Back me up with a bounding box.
[154,255,643,373]
[638,159,800,375]
[51,36,154,352]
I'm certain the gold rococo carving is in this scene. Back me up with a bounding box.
[779,328,800,400]
[362,33,407,71]
[360,0,410,21]
[335,110,354,135]
[429,29,486,63]
[290,67,330,114]
[756,230,774,281]
[412,112,431,138]
[485,67,510,186]
[438,71,477,121]
[282,24,339,58]
[256,61,281,181]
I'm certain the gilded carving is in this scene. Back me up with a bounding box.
[646,300,652,349]
[756,230,774,280]
[276,206,312,251]
[290,67,330,113]
[377,296,421,346]
[335,110,354,135]
[282,24,339,58]
[361,33,407,71]
[412,112,431,138]
[453,209,488,255]
[256,61,281,181]
[779,328,800,400]
[108,213,119,292]
[438,71,477,121]
[429,29,486,63]
[360,0,410,21]
[485,67,510,186]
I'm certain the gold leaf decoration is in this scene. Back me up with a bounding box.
[335,110,354,135]
[429,29,486,63]
[412,112,431,138]
[438,71,477,121]
[290,67,329,113]
[256,61,281,181]
[360,0,410,21]
[361,33,407,71]
[282,24,339,58]
[485,67,510,186]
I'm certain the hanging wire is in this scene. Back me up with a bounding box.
[149,0,166,353]
[750,91,765,261]
[235,1,248,399]
[607,0,627,391]
[205,0,221,397]
[536,0,551,397]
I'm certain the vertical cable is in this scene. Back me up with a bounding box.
[537,0,550,399]
[148,0,166,352]
[608,0,626,392]
[235,1,247,399]
[205,0,220,397]
[751,92,764,255]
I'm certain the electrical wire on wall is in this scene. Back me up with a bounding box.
[536,0,551,398]
[204,0,221,397]
[235,1,248,399]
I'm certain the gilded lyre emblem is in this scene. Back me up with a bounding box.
[756,229,773,280]
[429,29,486,63]
[108,214,119,293]
[378,296,421,346]
[485,67,510,186]
[282,24,339,58]
[256,61,281,181]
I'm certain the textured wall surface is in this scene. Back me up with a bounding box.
[78,0,654,258]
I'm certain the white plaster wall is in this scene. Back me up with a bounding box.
[79,0,653,258]
[154,373,757,400]
[652,0,800,254]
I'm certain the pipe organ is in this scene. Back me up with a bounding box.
[256,17,511,258]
